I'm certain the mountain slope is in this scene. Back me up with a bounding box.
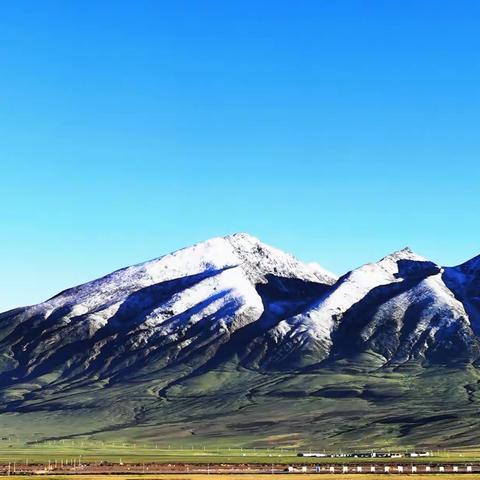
[1,234,480,448]
[0,233,335,387]
[330,249,479,365]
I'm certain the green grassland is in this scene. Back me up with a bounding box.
[0,441,480,465]
[1,356,480,451]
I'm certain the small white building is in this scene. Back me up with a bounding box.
[297,452,327,457]
[408,451,431,457]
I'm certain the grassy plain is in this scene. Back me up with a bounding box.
[2,363,480,450]
[0,442,480,464]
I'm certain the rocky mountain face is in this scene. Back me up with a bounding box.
[1,234,479,389]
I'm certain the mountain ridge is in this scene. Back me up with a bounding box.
[1,233,480,447]
[2,233,480,378]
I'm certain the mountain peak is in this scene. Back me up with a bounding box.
[223,233,336,284]
[377,247,429,266]
[386,246,424,260]
[224,232,260,242]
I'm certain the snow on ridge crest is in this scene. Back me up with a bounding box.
[271,247,439,347]
[377,246,428,267]
[225,232,336,284]
[31,233,332,317]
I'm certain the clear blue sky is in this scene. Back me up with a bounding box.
[1,1,479,311]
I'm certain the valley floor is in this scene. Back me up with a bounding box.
[3,364,480,449]
[1,443,480,464]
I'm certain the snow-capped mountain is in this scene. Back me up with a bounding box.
[331,249,479,365]
[0,233,335,385]
[0,234,479,390]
